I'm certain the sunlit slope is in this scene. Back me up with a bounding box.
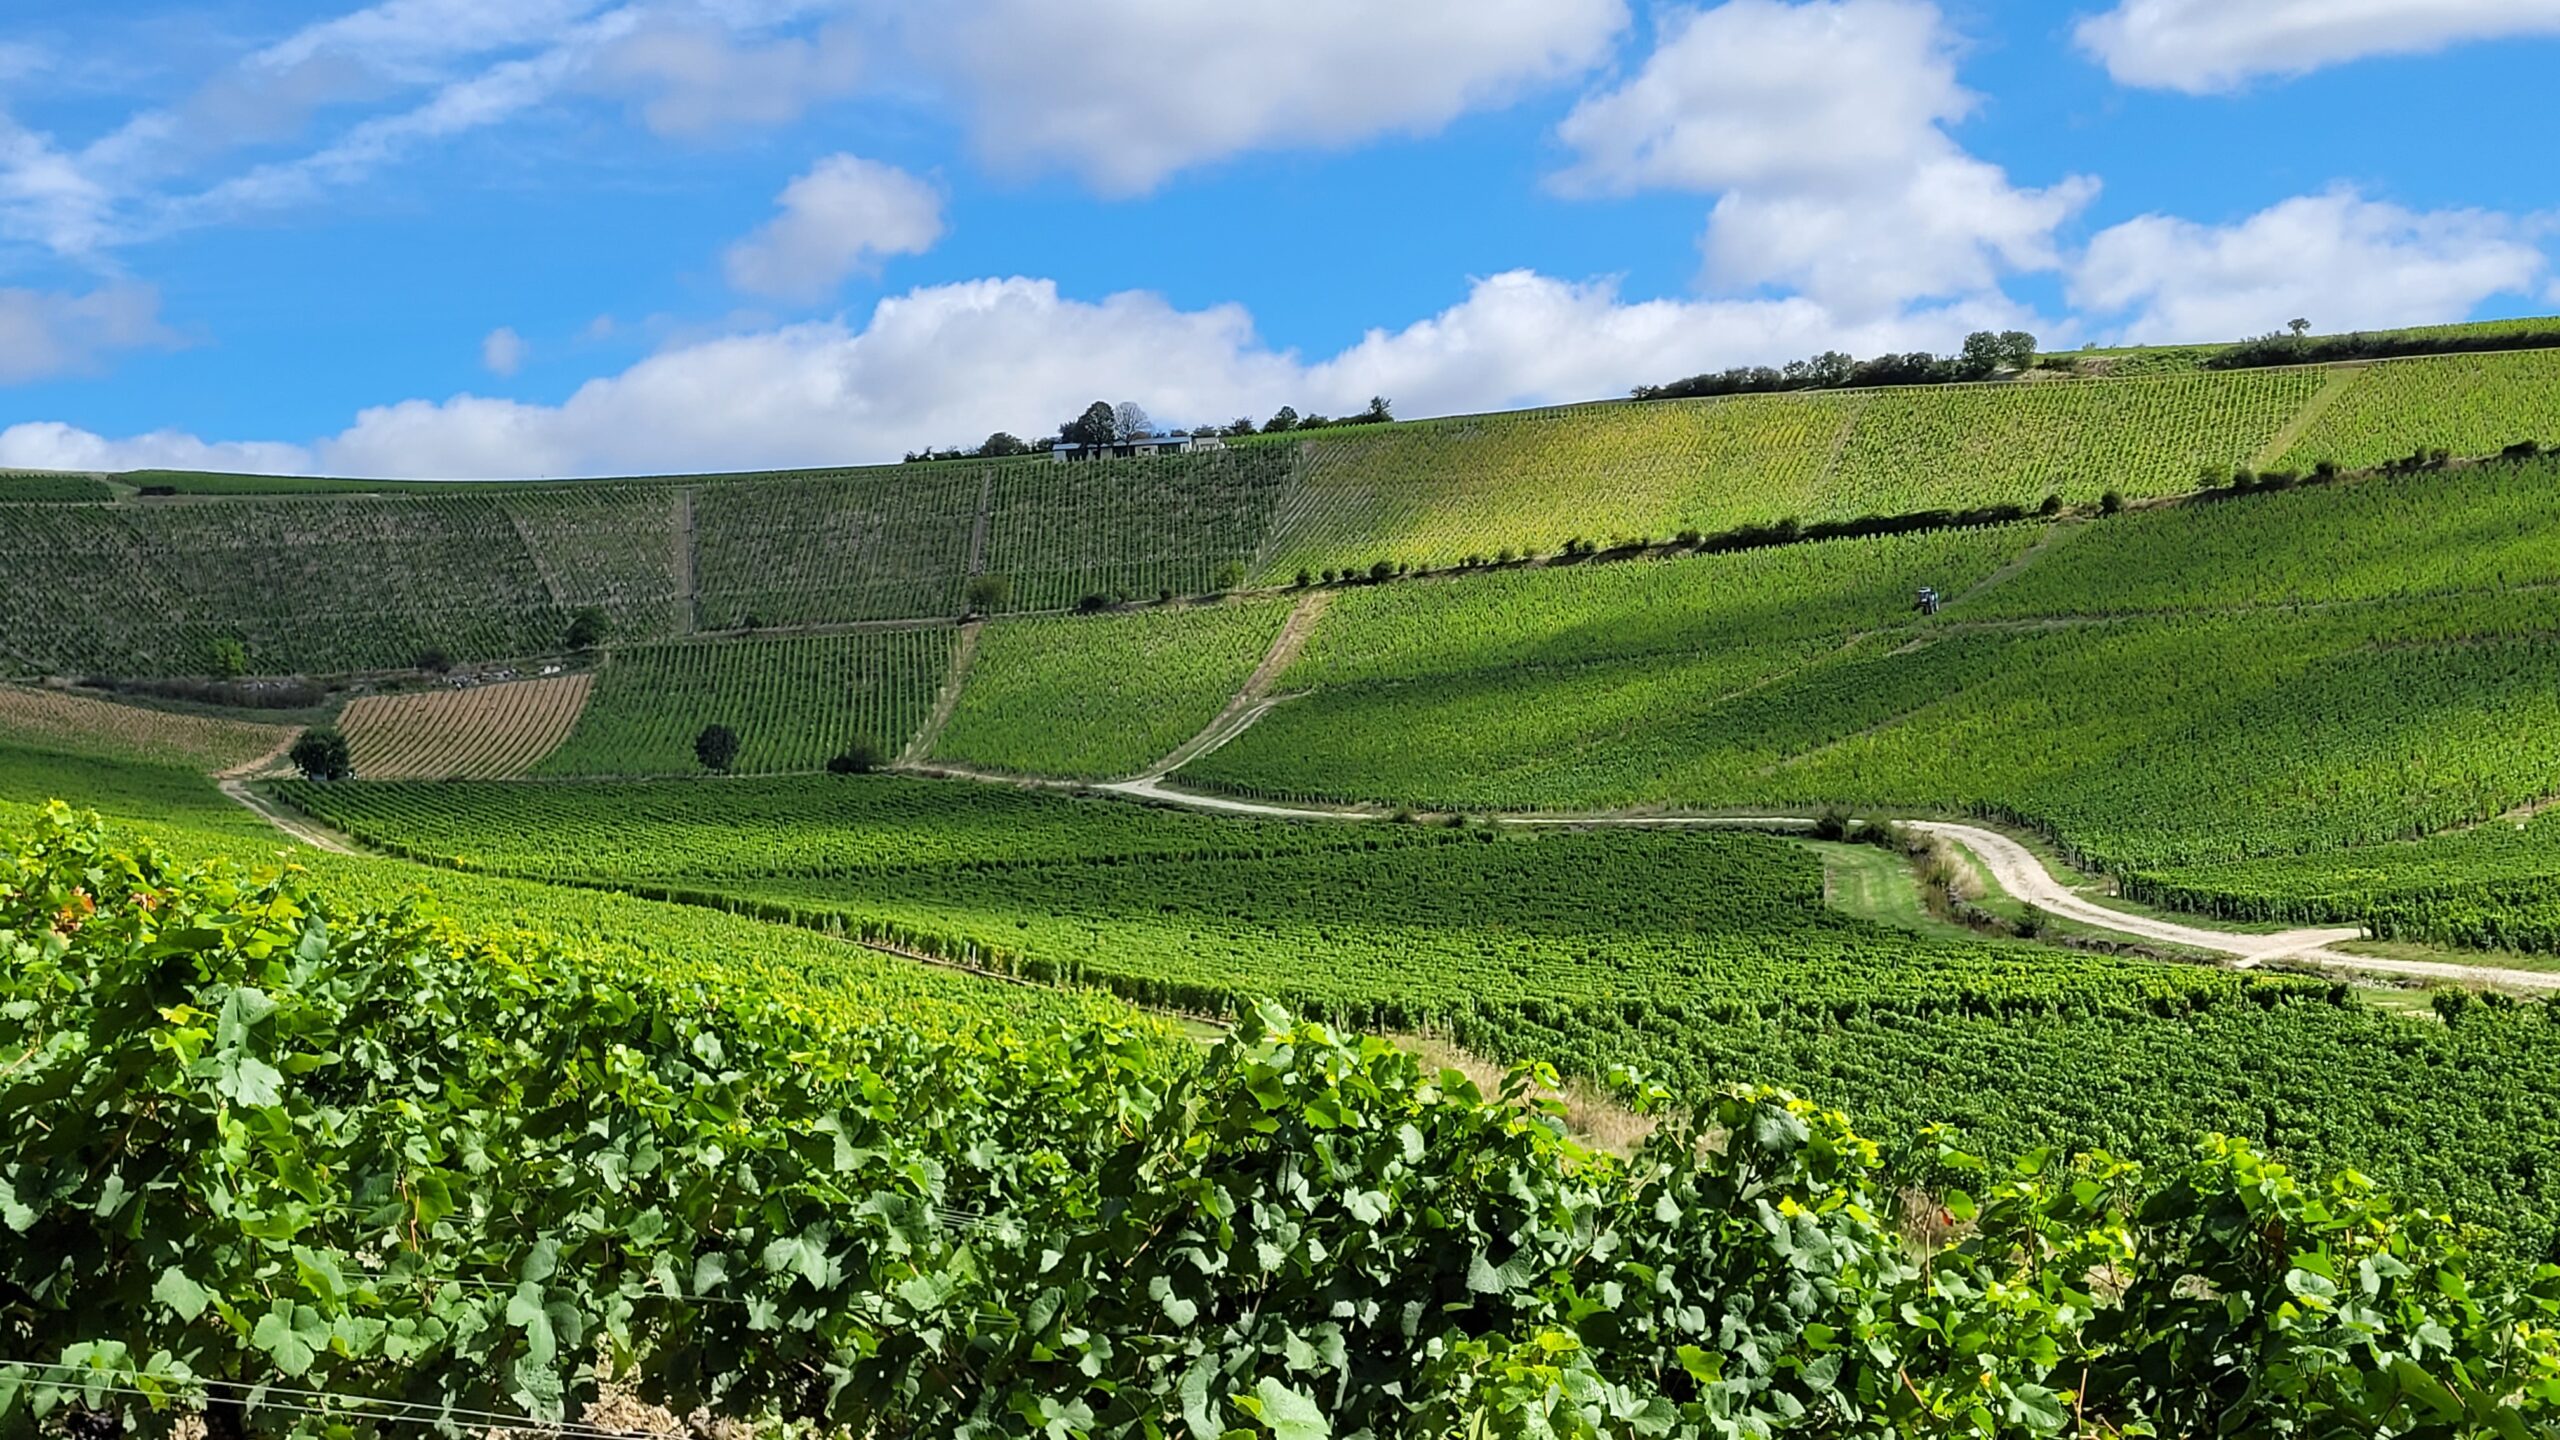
[1188,457,2560,875]
[9,344,2559,679]
[1249,368,2324,578]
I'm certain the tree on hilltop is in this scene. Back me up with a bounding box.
[1113,402,1154,442]
[1062,401,1118,448]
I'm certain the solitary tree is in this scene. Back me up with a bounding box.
[1224,416,1258,436]
[289,728,354,782]
[566,606,609,650]
[694,723,740,773]
[2288,317,2312,337]
[208,637,248,679]
[978,431,1032,458]
[1265,405,1300,434]
[1113,401,1154,442]
[1356,395,1394,424]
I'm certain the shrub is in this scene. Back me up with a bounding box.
[2432,988,2474,1025]
[826,741,885,775]
[694,723,740,773]
[2099,490,2125,515]
[2311,458,2343,481]
[964,574,1011,614]
[566,606,610,650]
[1211,561,1247,592]
[1157,587,1175,605]
[2037,494,2063,517]
[415,646,452,674]
[1077,593,1113,614]
[288,727,353,782]
[1368,560,1395,583]
[2196,463,2232,490]
[207,637,249,679]
[1294,570,1313,588]
[1811,808,1852,842]
[2014,906,2049,940]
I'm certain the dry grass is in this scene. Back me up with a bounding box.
[1397,1033,1661,1156]
[0,684,296,773]
[342,673,593,779]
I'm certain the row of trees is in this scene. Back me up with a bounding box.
[2206,317,2560,370]
[1632,331,2041,402]
[902,396,1398,463]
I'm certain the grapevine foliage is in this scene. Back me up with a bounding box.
[7,806,2560,1437]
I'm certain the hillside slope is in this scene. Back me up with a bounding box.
[10,345,2555,679]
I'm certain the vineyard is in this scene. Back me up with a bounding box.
[0,473,114,501]
[250,774,2560,1251]
[1247,369,2320,579]
[337,672,594,779]
[2,349,2557,682]
[271,772,1444,880]
[0,684,293,772]
[1964,453,2560,618]
[929,600,1294,777]
[15,807,2559,1436]
[688,470,980,629]
[2275,348,2560,470]
[980,447,1295,610]
[534,628,956,776]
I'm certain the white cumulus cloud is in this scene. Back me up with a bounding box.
[2077,0,2560,93]
[724,155,944,302]
[1552,0,2094,316]
[921,0,1627,194]
[591,16,864,137]
[0,421,313,476]
[481,325,528,376]
[2072,189,2551,343]
[0,283,177,385]
[0,271,2043,480]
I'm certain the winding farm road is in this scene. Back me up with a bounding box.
[1082,782,2560,994]
[219,779,361,855]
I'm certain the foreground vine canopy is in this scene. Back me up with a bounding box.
[5,806,2560,1438]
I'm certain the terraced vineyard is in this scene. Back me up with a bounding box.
[0,684,293,772]
[2275,349,2560,469]
[930,600,1293,777]
[536,628,956,776]
[339,672,594,778]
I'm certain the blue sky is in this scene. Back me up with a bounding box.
[2,0,2556,477]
